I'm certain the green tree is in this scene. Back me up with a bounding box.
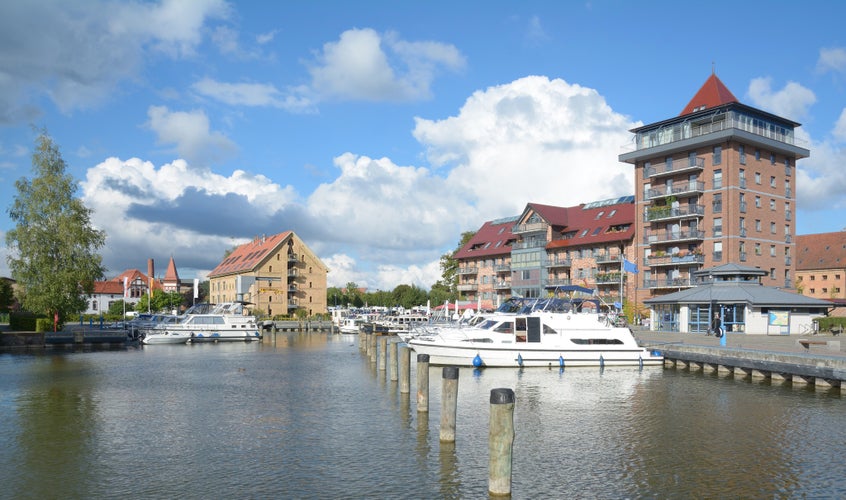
[327,286,344,308]
[392,284,427,309]
[107,299,134,318]
[6,133,106,324]
[0,279,13,314]
[136,290,184,314]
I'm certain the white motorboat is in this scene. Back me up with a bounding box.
[407,293,662,368]
[339,317,363,334]
[146,302,262,343]
[141,330,192,345]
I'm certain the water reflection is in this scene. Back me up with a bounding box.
[1,335,845,498]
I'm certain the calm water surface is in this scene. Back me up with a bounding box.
[1,333,844,499]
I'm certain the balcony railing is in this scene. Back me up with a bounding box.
[644,204,705,222]
[644,156,704,178]
[512,222,548,234]
[512,240,547,250]
[494,281,511,290]
[493,264,511,273]
[594,253,622,264]
[457,283,478,292]
[645,254,704,267]
[546,257,572,268]
[628,109,805,152]
[457,267,478,275]
[644,181,705,200]
[643,229,705,245]
[546,278,571,287]
[595,273,623,284]
[644,277,695,289]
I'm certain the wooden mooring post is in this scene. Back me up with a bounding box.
[378,336,388,371]
[389,341,398,381]
[439,366,459,443]
[417,353,430,412]
[399,346,411,394]
[488,388,516,497]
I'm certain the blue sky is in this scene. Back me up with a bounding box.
[1,0,845,290]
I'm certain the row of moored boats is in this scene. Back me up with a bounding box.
[336,287,663,368]
[130,302,261,345]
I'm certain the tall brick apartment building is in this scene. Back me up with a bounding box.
[619,73,809,301]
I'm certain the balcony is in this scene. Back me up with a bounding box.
[595,272,623,285]
[626,109,806,153]
[644,204,705,223]
[645,253,704,267]
[457,267,478,275]
[546,278,571,288]
[493,264,511,273]
[546,257,572,268]
[644,277,695,289]
[644,181,705,201]
[457,283,478,292]
[288,253,300,263]
[512,222,548,234]
[644,156,704,179]
[643,229,705,245]
[494,281,511,290]
[594,253,621,264]
[512,240,547,250]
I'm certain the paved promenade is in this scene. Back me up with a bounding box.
[632,327,845,359]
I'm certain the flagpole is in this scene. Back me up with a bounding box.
[619,254,624,310]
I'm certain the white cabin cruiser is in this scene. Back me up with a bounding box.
[146,302,261,343]
[141,329,192,345]
[407,293,661,368]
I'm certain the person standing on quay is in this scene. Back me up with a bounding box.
[711,312,723,338]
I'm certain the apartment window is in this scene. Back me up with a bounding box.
[810,275,815,281]
[713,217,723,237]
[755,172,761,184]
[739,169,746,188]
[770,222,776,234]
[770,268,776,280]
[810,288,816,294]
[785,158,792,176]
[713,146,722,165]
[770,199,776,211]
[713,241,723,261]
[770,245,776,257]
[770,153,776,165]
[770,176,776,188]
[823,275,828,280]
[740,217,746,230]
[755,195,761,208]
[837,275,841,280]
[688,151,697,167]
[823,288,828,294]
[755,149,761,161]
[739,145,746,164]
[755,243,761,255]
[712,193,722,213]
[713,169,722,189]
[755,219,762,231]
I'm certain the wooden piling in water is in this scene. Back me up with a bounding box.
[389,341,398,381]
[439,366,459,443]
[369,334,377,363]
[399,346,411,394]
[417,353,430,412]
[378,336,387,371]
[488,388,515,497]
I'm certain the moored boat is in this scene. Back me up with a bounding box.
[144,302,261,343]
[407,292,661,368]
[141,330,192,345]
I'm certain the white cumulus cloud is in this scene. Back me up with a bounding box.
[146,105,238,167]
[747,77,816,121]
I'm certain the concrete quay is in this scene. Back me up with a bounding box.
[633,328,846,391]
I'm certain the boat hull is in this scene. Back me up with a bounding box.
[141,332,191,345]
[408,341,663,368]
[190,331,262,342]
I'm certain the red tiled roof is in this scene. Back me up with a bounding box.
[208,231,293,277]
[111,269,150,284]
[454,218,517,260]
[546,201,634,249]
[93,281,124,294]
[679,73,738,116]
[526,203,569,227]
[163,256,180,282]
[796,231,846,271]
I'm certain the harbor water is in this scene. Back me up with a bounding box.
[1,333,845,499]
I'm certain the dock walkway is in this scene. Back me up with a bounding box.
[634,328,846,390]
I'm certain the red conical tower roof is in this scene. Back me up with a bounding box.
[164,256,179,282]
[680,73,738,116]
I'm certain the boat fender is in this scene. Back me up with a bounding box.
[517,353,523,367]
[559,355,565,368]
[473,354,483,368]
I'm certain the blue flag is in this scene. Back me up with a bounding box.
[623,259,638,274]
